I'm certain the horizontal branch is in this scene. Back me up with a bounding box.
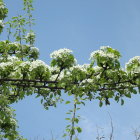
[98,86,136,92]
[102,80,137,87]
[0,51,16,54]
[0,78,57,84]
[11,83,64,90]
[11,82,136,92]
[0,78,137,93]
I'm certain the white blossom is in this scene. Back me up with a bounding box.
[126,56,140,73]
[9,42,19,47]
[10,118,17,125]
[50,48,72,59]
[50,71,65,81]
[0,2,5,9]
[0,56,19,63]
[126,56,140,65]
[80,78,94,85]
[29,60,49,71]
[0,62,13,70]
[7,56,20,62]
[49,66,59,73]
[26,32,35,38]
[100,46,111,50]
[90,46,120,60]
[0,4,5,9]
[30,60,45,70]
[29,47,39,56]
[0,40,7,43]
[93,66,102,72]
[20,61,31,68]
[50,74,58,81]
[82,64,90,69]
[0,20,4,28]
[90,50,115,60]
[70,64,87,73]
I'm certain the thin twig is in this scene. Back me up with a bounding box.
[70,95,77,140]
[108,112,114,140]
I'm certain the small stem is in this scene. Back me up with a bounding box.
[7,23,12,41]
[26,0,32,32]
[70,95,77,140]
[28,4,32,45]
[55,67,63,82]
[17,17,23,61]
[108,113,114,140]
[18,22,22,45]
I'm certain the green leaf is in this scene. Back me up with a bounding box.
[81,101,85,106]
[99,101,103,107]
[65,101,71,104]
[132,89,137,94]
[41,99,43,104]
[121,99,124,105]
[74,118,79,123]
[70,129,75,135]
[35,94,40,98]
[115,96,119,102]
[66,125,71,128]
[62,133,67,137]
[76,127,82,133]
[138,87,140,93]
[50,94,53,98]
[125,93,131,98]
[65,118,70,120]
[66,112,71,114]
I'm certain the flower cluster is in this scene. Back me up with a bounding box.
[25,32,36,45]
[64,64,89,82]
[0,1,8,20]
[29,47,39,59]
[50,48,76,68]
[125,56,140,74]
[0,1,8,33]
[0,57,51,80]
[18,60,50,80]
[30,60,50,80]
[0,20,4,29]
[0,56,20,78]
[93,66,103,72]
[0,94,19,140]
[0,20,4,33]
[50,48,72,59]
[50,71,65,81]
[90,46,121,68]
[0,62,13,70]
[8,42,20,51]
[0,56,20,63]
[18,61,31,79]
[80,78,94,86]
[0,41,39,60]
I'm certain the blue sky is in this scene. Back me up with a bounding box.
[2,0,140,139]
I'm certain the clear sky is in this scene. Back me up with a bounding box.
[2,0,140,140]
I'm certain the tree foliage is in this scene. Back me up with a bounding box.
[0,0,140,139]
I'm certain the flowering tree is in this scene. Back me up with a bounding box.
[0,0,140,140]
